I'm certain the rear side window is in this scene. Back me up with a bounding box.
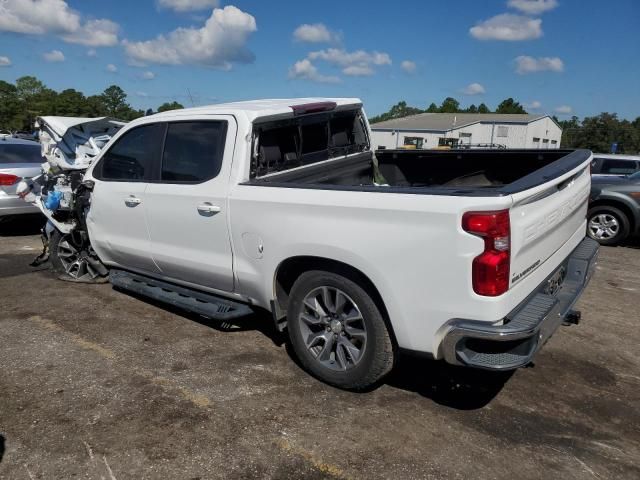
[600,159,638,175]
[98,123,164,181]
[0,144,43,163]
[161,121,227,183]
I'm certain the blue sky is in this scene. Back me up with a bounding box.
[0,0,638,118]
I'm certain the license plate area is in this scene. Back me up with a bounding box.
[544,266,566,296]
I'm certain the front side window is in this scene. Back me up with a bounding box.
[98,123,164,181]
[601,159,638,175]
[161,121,228,183]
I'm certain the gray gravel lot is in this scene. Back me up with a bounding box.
[1,217,639,480]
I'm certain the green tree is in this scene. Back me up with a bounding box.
[0,80,21,130]
[477,103,490,113]
[368,101,422,124]
[495,98,527,114]
[466,104,478,113]
[157,101,185,113]
[84,95,108,117]
[425,102,439,113]
[101,85,129,117]
[55,89,86,116]
[14,76,57,129]
[439,97,460,113]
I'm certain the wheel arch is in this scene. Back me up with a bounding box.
[272,256,397,345]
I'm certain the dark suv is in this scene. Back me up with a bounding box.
[588,171,640,245]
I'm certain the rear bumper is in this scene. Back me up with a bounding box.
[0,195,40,217]
[442,237,599,370]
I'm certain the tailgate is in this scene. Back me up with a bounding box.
[509,158,591,288]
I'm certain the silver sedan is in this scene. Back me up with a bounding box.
[0,137,43,221]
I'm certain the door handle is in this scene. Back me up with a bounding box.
[124,196,141,207]
[197,203,221,216]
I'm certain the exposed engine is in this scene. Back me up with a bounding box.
[17,116,125,281]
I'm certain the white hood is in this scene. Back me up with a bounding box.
[36,116,126,170]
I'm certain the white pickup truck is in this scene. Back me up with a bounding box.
[27,98,598,390]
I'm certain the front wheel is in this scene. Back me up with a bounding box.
[587,206,630,246]
[287,270,395,390]
[49,229,109,282]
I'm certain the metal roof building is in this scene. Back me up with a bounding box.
[370,113,562,150]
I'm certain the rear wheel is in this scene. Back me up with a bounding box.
[49,229,108,282]
[587,206,630,246]
[287,270,395,390]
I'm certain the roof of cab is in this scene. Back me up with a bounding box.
[150,98,362,122]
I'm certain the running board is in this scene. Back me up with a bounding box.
[109,269,252,320]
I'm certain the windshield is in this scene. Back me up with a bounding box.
[0,143,43,164]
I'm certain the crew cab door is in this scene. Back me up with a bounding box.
[144,117,236,291]
[86,123,164,274]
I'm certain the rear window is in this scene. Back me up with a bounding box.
[0,144,43,163]
[251,109,369,178]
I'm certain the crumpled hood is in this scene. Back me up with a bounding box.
[36,116,126,171]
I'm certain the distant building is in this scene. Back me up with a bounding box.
[370,113,562,150]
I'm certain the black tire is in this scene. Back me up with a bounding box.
[587,206,630,246]
[49,229,68,275]
[287,270,395,390]
[49,229,108,282]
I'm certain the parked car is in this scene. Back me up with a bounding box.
[0,137,44,222]
[25,99,598,390]
[590,154,640,177]
[588,171,640,245]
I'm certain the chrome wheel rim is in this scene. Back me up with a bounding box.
[298,286,367,372]
[56,234,102,280]
[588,214,619,240]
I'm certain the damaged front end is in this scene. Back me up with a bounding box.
[18,116,125,282]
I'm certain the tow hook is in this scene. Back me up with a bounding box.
[562,310,581,326]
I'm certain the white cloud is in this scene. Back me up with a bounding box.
[0,56,11,67]
[87,49,97,57]
[62,19,119,47]
[135,91,149,97]
[555,105,572,114]
[0,0,119,47]
[106,63,118,73]
[123,6,257,68]
[307,48,391,77]
[293,23,340,44]
[462,82,486,95]
[528,100,542,109]
[0,0,80,35]
[508,0,558,15]
[400,60,416,74]
[288,58,340,84]
[142,71,156,80]
[470,14,542,41]
[157,0,219,12]
[43,50,65,62]
[515,55,564,74]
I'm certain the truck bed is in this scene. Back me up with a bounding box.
[248,149,591,197]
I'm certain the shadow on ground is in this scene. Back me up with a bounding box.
[0,215,44,237]
[385,354,514,409]
[114,285,512,409]
[0,434,5,463]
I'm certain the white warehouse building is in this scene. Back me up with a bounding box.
[370,113,562,150]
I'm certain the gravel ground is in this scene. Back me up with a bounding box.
[0,216,639,480]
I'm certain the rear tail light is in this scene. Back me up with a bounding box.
[0,173,21,186]
[462,210,511,296]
